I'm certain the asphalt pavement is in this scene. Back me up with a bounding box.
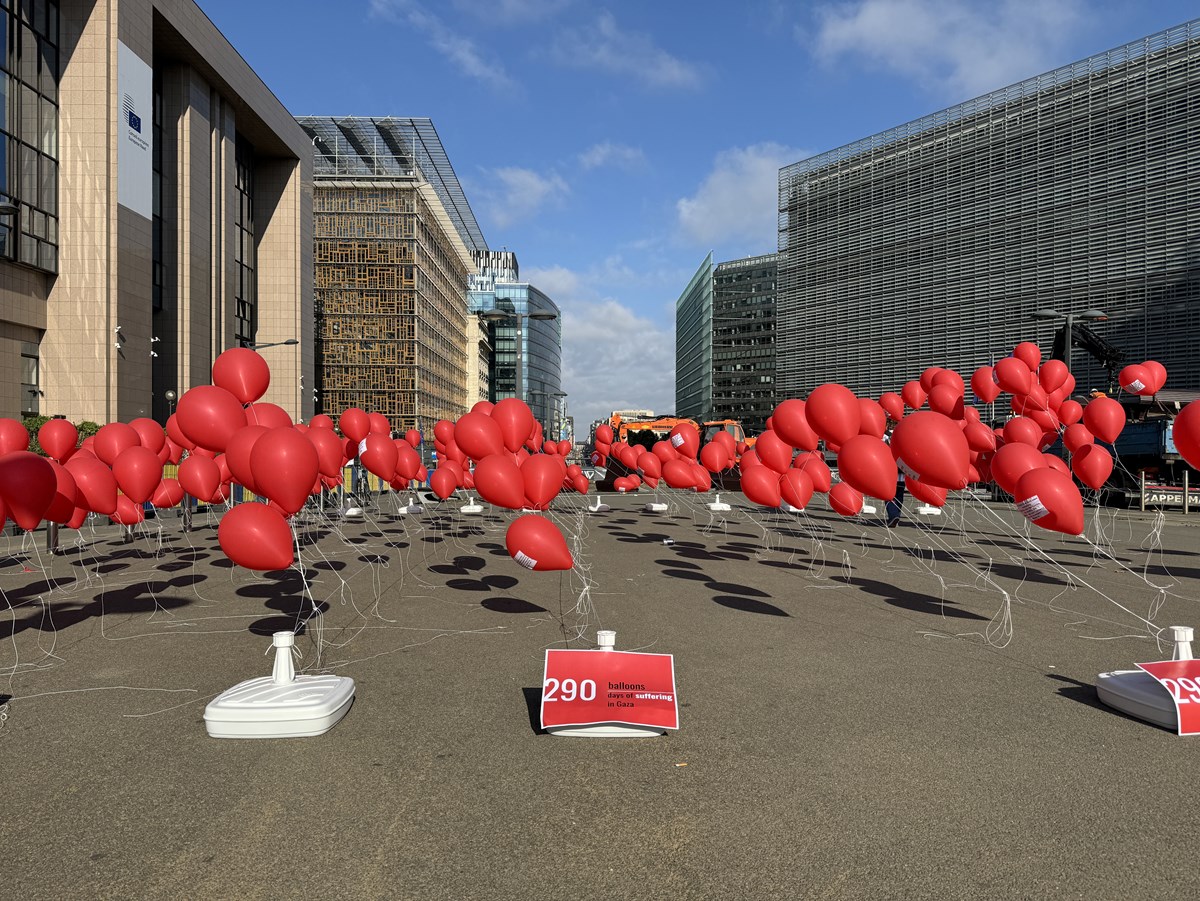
[1,492,1198,901]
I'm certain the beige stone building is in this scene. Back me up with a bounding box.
[0,0,312,425]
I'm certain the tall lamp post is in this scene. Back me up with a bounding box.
[1029,308,1108,376]
[480,308,558,406]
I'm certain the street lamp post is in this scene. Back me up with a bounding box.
[1029,308,1108,376]
[244,338,299,350]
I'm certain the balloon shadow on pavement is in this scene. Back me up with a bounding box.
[483,597,547,614]
[713,595,789,616]
[853,577,989,620]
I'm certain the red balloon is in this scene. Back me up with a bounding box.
[700,441,730,473]
[779,469,814,510]
[595,424,614,445]
[505,515,573,571]
[166,413,195,451]
[123,417,164,454]
[1062,423,1095,454]
[907,479,948,507]
[65,455,118,514]
[359,433,398,481]
[1071,443,1113,490]
[1059,399,1083,426]
[152,478,184,509]
[491,399,535,454]
[772,399,820,451]
[308,427,345,480]
[110,495,145,526]
[741,465,782,508]
[1144,360,1168,394]
[212,347,270,404]
[900,380,927,411]
[368,412,390,435]
[1014,468,1083,535]
[638,453,663,482]
[652,440,679,464]
[889,411,970,490]
[1043,454,1070,476]
[245,402,293,431]
[1082,397,1125,444]
[793,452,832,493]
[309,414,335,430]
[176,385,247,452]
[829,482,863,517]
[970,367,1001,403]
[613,476,636,493]
[806,384,861,446]
[1013,342,1042,372]
[928,383,964,420]
[1171,399,1200,470]
[94,422,140,466]
[179,454,222,502]
[931,369,965,394]
[878,392,904,423]
[340,408,371,443]
[430,467,457,500]
[919,367,944,392]
[964,421,997,453]
[1003,417,1042,448]
[1039,359,1069,394]
[454,411,505,462]
[755,430,793,474]
[250,428,319,515]
[991,442,1048,496]
[668,423,700,458]
[662,459,699,490]
[222,425,269,494]
[399,428,419,448]
[521,454,564,509]
[38,419,78,462]
[43,461,78,524]
[837,435,897,501]
[993,357,1032,396]
[219,503,295,570]
[557,440,571,457]
[395,442,422,481]
[858,398,888,437]
[0,452,57,529]
[0,418,29,455]
[1118,364,1154,397]
[111,445,163,505]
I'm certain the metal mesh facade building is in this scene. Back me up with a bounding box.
[298,117,483,433]
[778,20,1200,402]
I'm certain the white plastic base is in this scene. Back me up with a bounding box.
[1095,670,1177,731]
[708,493,732,512]
[547,723,665,738]
[397,495,424,515]
[342,506,365,521]
[460,496,483,514]
[781,502,805,514]
[204,674,356,739]
[861,502,877,514]
[644,502,669,513]
[587,498,611,514]
[917,504,943,516]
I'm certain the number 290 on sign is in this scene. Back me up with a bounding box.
[1161,677,1200,704]
[543,677,596,702]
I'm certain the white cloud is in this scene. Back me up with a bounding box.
[676,143,806,250]
[560,300,675,433]
[451,0,573,21]
[522,264,581,300]
[808,0,1086,100]
[578,142,647,171]
[370,0,517,91]
[477,167,570,229]
[550,11,704,89]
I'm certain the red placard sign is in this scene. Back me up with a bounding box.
[1136,660,1200,736]
[540,649,679,731]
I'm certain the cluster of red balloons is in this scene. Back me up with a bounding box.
[1118,360,1168,397]
[598,422,716,495]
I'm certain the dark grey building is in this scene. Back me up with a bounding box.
[778,19,1200,402]
[713,253,777,434]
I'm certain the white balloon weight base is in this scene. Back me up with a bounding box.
[587,497,611,514]
[643,502,669,513]
[1095,670,1177,731]
[397,495,424,515]
[781,502,804,514]
[1096,625,1193,731]
[342,506,365,521]
[460,495,483,514]
[708,494,731,512]
[917,504,943,516]
[547,723,664,738]
[204,631,355,739]
[860,502,877,515]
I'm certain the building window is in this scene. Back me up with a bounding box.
[233,137,256,345]
[0,0,58,273]
[20,340,38,416]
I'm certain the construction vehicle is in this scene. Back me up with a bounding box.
[609,413,700,448]
[702,419,755,448]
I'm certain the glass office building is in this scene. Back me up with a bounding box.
[778,19,1200,402]
[675,252,713,420]
[713,253,777,434]
[468,251,565,440]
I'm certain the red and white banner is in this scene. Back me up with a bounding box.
[1136,659,1200,736]
[540,649,679,731]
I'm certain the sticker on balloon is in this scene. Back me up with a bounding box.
[895,457,918,480]
[670,434,685,448]
[1017,494,1049,522]
[515,550,538,570]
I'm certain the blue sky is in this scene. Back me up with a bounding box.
[198,0,1197,431]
